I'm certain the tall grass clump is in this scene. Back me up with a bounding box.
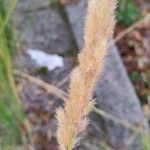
[56,0,117,150]
[0,0,25,148]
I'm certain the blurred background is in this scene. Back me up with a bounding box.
[0,0,150,149]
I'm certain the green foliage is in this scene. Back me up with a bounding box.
[0,0,25,148]
[118,0,141,26]
[130,71,143,83]
[141,134,150,150]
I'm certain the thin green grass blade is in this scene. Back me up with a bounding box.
[0,100,22,146]
[0,0,26,148]
[1,0,17,32]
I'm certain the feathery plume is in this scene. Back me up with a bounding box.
[56,0,117,150]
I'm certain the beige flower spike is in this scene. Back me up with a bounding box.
[56,0,117,150]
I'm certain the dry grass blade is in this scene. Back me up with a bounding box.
[114,13,150,43]
[14,70,68,102]
[93,108,144,134]
[56,75,70,88]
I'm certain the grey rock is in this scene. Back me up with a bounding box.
[65,0,87,49]
[16,0,50,12]
[15,4,74,54]
[64,0,147,149]
[15,52,38,73]
[95,45,144,149]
